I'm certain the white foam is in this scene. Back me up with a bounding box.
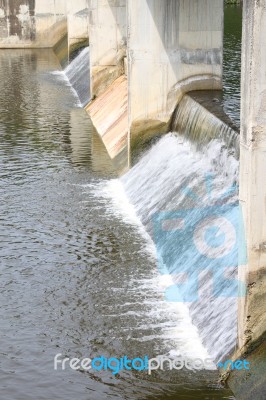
[92,177,214,365]
[50,70,82,106]
[119,133,239,361]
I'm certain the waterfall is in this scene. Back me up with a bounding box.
[172,94,239,155]
[64,47,90,107]
[121,107,241,361]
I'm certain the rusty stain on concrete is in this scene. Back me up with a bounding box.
[0,0,36,41]
[86,76,128,159]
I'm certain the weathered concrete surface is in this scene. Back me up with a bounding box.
[222,335,266,400]
[0,0,67,48]
[86,0,223,161]
[86,75,128,160]
[67,0,89,57]
[226,0,266,397]
[88,0,126,97]
[127,0,223,148]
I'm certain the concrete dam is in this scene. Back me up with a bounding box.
[0,1,265,400]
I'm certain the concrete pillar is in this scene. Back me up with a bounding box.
[87,0,223,166]
[67,0,89,58]
[86,0,128,167]
[238,0,266,350]
[127,0,224,148]
[88,0,127,97]
[226,1,266,398]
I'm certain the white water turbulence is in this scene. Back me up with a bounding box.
[92,178,213,366]
[121,133,241,362]
[172,95,240,156]
[64,47,90,107]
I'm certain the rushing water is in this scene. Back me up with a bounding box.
[64,47,90,106]
[0,49,236,400]
[122,133,239,362]
[172,95,239,154]
[0,5,242,399]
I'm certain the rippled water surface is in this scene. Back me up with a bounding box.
[223,5,242,127]
[0,50,236,400]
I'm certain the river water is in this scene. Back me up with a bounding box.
[0,6,241,400]
[223,5,242,128]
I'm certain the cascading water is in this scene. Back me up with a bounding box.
[64,47,90,106]
[120,100,241,362]
[172,95,239,156]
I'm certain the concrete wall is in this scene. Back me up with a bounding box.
[67,0,89,56]
[86,0,223,162]
[226,0,266,398]
[88,0,127,97]
[127,0,224,146]
[0,0,67,48]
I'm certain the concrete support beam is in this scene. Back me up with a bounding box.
[127,0,224,148]
[67,0,89,57]
[88,0,127,97]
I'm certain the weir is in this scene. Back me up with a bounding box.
[121,113,240,362]
[172,94,239,152]
[0,1,265,399]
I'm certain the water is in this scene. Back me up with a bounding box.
[223,5,242,127]
[122,134,239,362]
[172,95,239,155]
[0,49,235,400]
[64,47,90,106]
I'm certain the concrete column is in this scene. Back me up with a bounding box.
[67,0,89,58]
[225,1,266,398]
[238,0,266,350]
[86,0,128,167]
[88,0,127,97]
[127,0,223,148]
[87,0,223,167]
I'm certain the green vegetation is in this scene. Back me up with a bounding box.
[225,0,241,4]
